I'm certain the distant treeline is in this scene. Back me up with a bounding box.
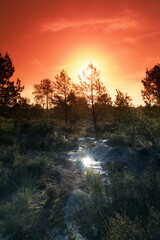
[0,52,160,130]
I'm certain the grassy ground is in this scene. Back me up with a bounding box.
[0,106,160,240]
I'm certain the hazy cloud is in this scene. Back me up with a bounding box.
[31,58,43,67]
[40,16,140,33]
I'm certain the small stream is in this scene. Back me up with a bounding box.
[69,137,141,173]
[69,137,109,175]
[51,137,140,240]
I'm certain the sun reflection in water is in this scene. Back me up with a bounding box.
[82,156,94,168]
[79,155,102,175]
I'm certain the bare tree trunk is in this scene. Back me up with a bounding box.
[46,92,48,112]
[92,103,97,132]
[64,96,68,124]
[91,79,97,132]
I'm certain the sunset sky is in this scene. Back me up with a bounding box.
[1,0,160,105]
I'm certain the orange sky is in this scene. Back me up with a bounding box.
[1,0,160,105]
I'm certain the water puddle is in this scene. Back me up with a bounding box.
[69,137,108,175]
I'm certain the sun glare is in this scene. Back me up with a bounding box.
[65,47,105,81]
[63,46,116,100]
[78,64,92,80]
[84,67,92,77]
[82,156,94,168]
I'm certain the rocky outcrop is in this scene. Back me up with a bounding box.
[51,189,88,240]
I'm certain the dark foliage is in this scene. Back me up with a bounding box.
[142,64,160,105]
[0,53,24,106]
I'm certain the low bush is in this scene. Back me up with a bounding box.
[78,167,160,240]
[0,147,15,167]
[46,186,58,201]
[12,188,30,214]
[107,207,160,240]
[0,169,10,189]
[14,152,51,177]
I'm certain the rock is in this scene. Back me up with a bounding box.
[50,227,68,240]
[63,189,88,223]
[88,144,143,170]
[0,234,9,240]
[63,189,88,240]
[50,189,88,240]
[80,137,97,144]
[94,139,109,145]
[90,145,131,162]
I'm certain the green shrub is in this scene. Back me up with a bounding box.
[68,232,76,240]
[0,204,12,221]
[78,168,160,240]
[12,188,30,213]
[14,152,51,177]
[107,212,146,240]
[46,186,58,201]
[0,147,15,167]
[108,133,126,146]
[78,172,110,239]
[0,120,16,146]
[32,231,41,240]
[107,207,160,240]
[0,188,32,239]
[18,119,55,151]
[0,169,10,189]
